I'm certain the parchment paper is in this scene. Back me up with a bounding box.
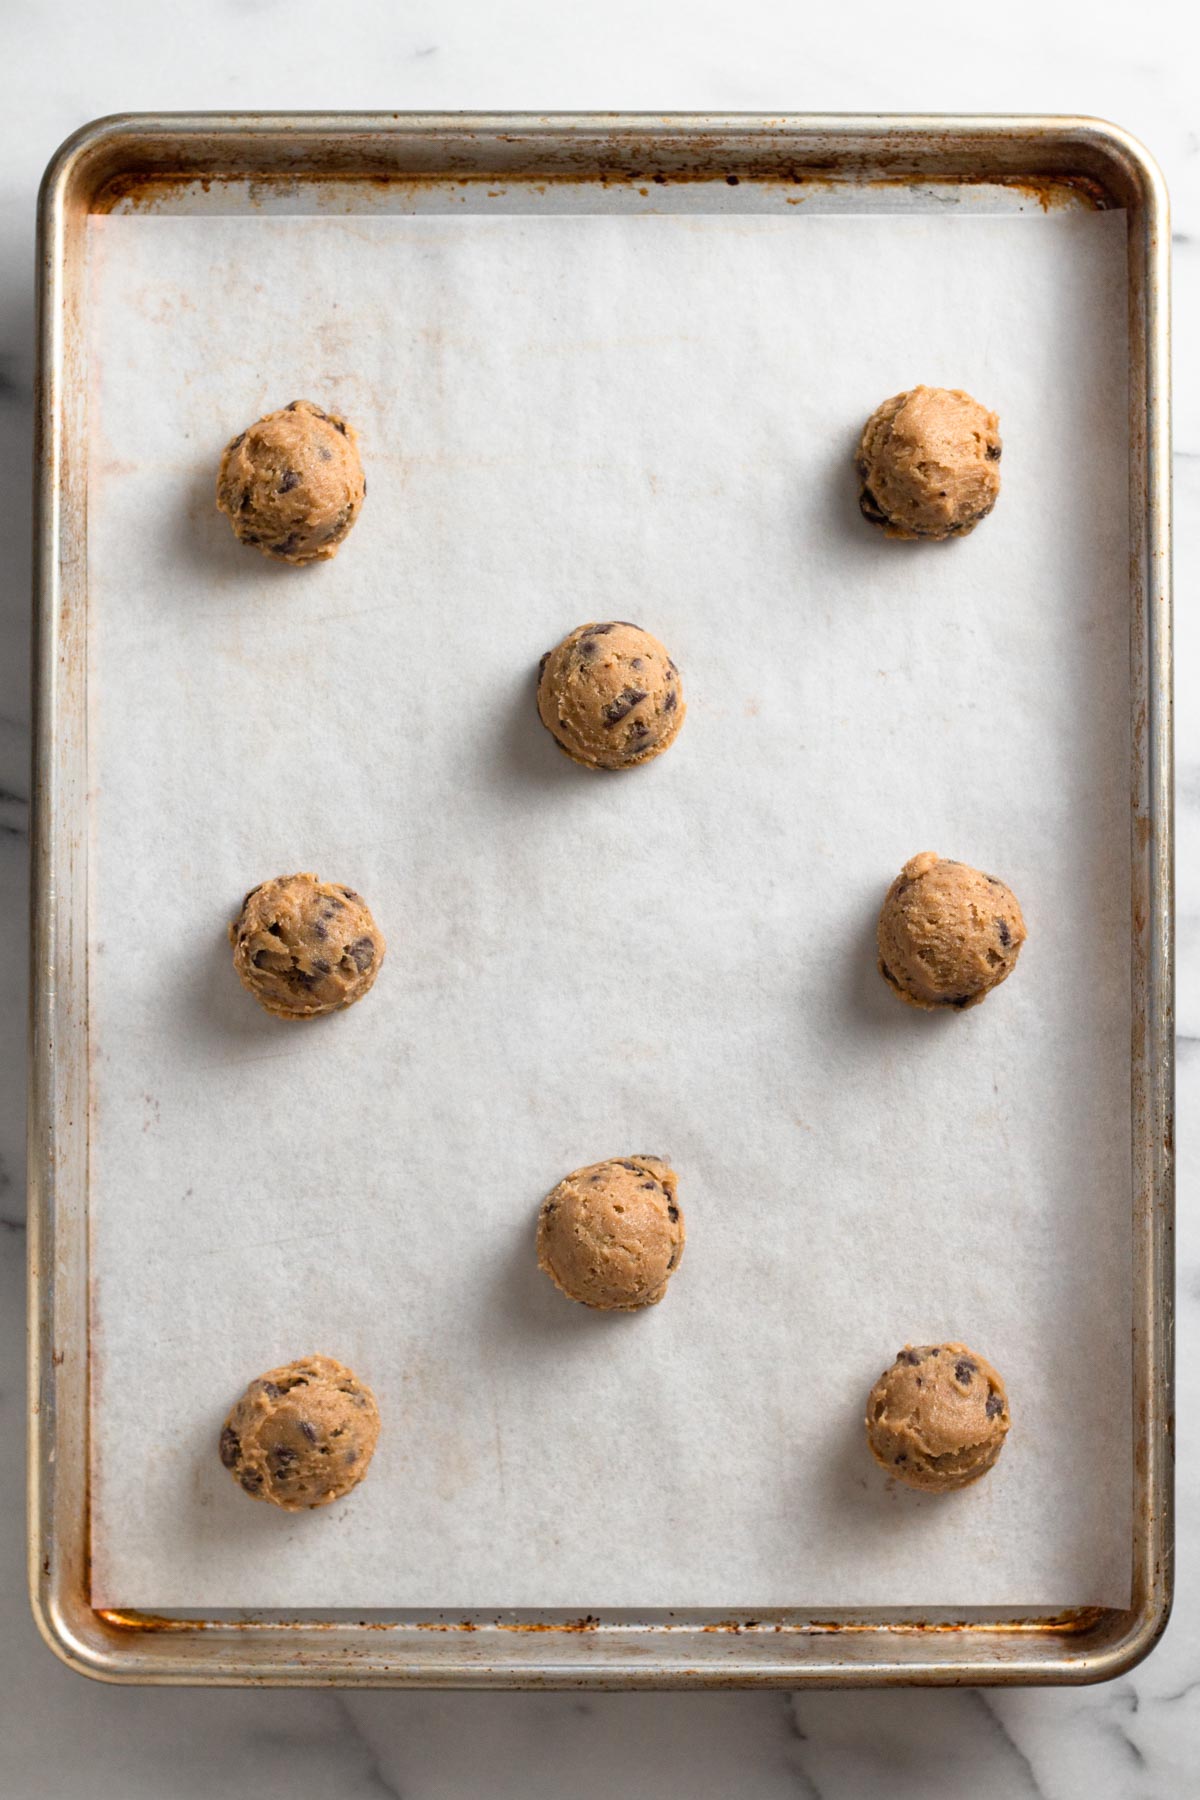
[85,201,1131,1609]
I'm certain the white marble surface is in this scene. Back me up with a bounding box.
[2,3,1198,1793]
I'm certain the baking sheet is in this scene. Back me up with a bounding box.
[84,201,1132,1610]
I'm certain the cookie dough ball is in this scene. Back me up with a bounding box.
[216,399,365,564]
[219,1354,380,1510]
[865,1342,1010,1493]
[229,872,384,1019]
[536,622,685,770]
[537,1156,684,1310]
[856,386,1001,540]
[877,852,1025,1011]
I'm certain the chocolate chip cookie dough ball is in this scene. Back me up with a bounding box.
[536,622,685,770]
[856,386,1001,540]
[537,1156,685,1310]
[219,1354,380,1510]
[216,399,365,563]
[865,1342,1010,1493]
[877,852,1025,1011]
[229,873,384,1019]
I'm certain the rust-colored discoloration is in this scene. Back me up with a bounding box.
[91,166,1109,217]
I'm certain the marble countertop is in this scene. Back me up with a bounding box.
[2,4,1196,1794]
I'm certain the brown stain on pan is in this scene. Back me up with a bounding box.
[94,1605,1110,1637]
[91,167,1108,215]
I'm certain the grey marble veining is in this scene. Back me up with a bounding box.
[2,3,1198,1794]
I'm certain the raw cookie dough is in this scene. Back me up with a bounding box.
[536,622,685,770]
[229,872,385,1019]
[219,1354,380,1510]
[877,852,1025,1011]
[865,1342,1011,1493]
[537,1156,685,1310]
[855,386,1001,540]
[216,399,366,564]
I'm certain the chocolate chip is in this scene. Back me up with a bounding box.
[584,623,616,637]
[260,1380,282,1399]
[313,920,328,940]
[333,417,348,435]
[641,1182,656,1190]
[318,444,333,461]
[859,486,888,526]
[219,1426,241,1469]
[537,651,550,680]
[270,1445,298,1471]
[272,533,302,556]
[267,922,283,938]
[663,689,677,712]
[228,431,245,452]
[285,401,299,411]
[895,1452,907,1463]
[361,477,367,497]
[251,950,269,969]
[240,1470,263,1493]
[996,917,1011,948]
[618,1161,641,1171]
[666,1201,680,1222]
[300,1421,318,1445]
[312,958,331,975]
[955,1360,977,1385]
[348,936,375,973]
[898,1350,921,1366]
[986,443,1002,461]
[631,657,644,669]
[345,1449,358,1465]
[667,1251,678,1269]
[278,469,301,494]
[986,1392,1004,1418]
[239,489,253,511]
[340,888,361,901]
[603,688,648,726]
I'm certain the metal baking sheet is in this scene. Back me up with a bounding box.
[30,114,1173,1687]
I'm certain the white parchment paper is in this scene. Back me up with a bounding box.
[86,202,1131,1609]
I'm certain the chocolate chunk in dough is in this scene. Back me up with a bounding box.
[536,622,685,770]
[877,852,1025,1011]
[865,1341,1010,1492]
[229,872,384,1019]
[855,387,1001,540]
[219,1354,380,1510]
[536,1156,685,1310]
[216,400,365,564]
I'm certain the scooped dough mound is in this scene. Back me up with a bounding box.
[229,872,384,1019]
[219,1354,380,1510]
[877,852,1025,1011]
[537,1156,685,1310]
[865,1342,1010,1493]
[536,622,685,770]
[216,399,365,563]
[856,386,1001,540]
